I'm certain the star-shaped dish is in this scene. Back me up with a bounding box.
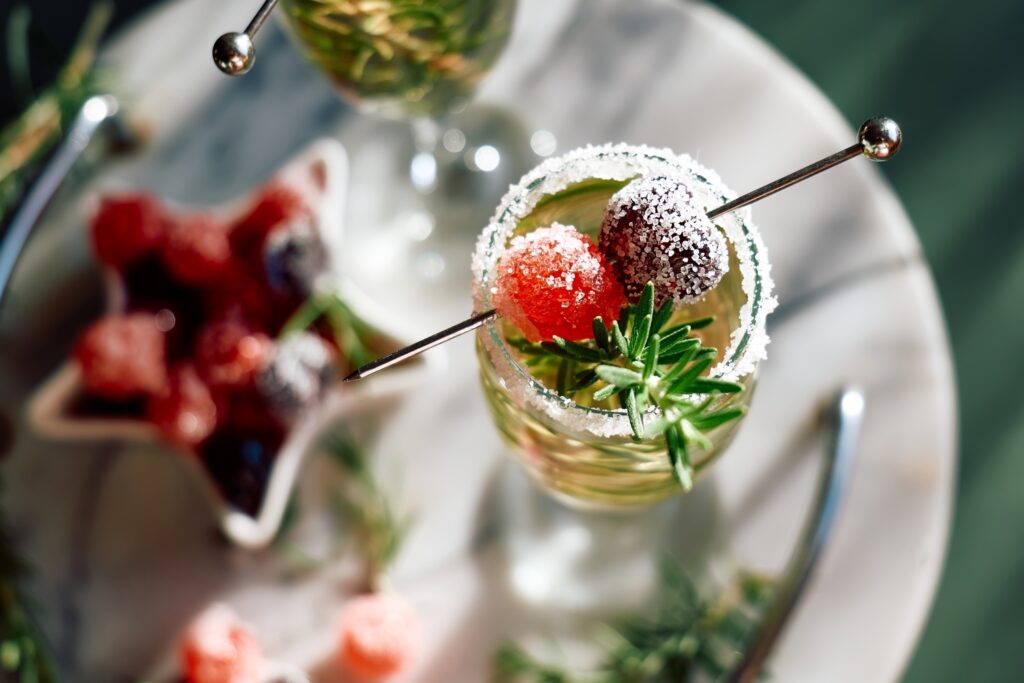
[28,139,443,549]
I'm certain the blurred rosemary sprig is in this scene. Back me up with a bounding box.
[1,483,58,683]
[0,2,111,225]
[494,560,774,683]
[508,282,746,490]
[277,426,407,588]
[281,291,379,368]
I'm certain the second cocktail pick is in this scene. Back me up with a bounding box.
[345,116,902,382]
[212,0,281,76]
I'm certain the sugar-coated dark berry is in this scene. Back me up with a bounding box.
[74,313,168,399]
[262,217,329,296]
[255,332,335,419]
[599,175,729,306]
[200,428,283,515]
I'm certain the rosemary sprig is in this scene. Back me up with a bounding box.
[321,428,407,583]
[277,427,407,587]
[281,291,378,368]
[494,560,774,683]
[508,283,746,490]
[1,485,58,683]
[0,2,111,225]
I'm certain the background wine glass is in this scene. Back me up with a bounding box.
[277,0,531,287]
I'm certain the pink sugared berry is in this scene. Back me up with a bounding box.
[337,593,420,681]
[147,364,218,447]
[161,214,232,286]
[493,223,627,342]
[74,313,168,399]
[195,319,272,388]
[179,604,263,683]
[90,194,166,269]
[599,175,728,306]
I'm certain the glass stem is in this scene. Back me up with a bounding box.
[409,117,442,193]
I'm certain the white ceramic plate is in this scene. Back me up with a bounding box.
[0,0,954,681]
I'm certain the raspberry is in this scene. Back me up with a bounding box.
[179,604,263,683]
[337,593,420,681]
[599,175,729,306]
[195,319,272,388]
[74,313,168,399]
[493,223,627,342]
[147,364,218,447]
[231,183,308,262]
[90,194,165,269]
[161,214,232,286]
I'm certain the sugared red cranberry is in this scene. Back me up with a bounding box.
[493,223,627,342]
[179,604,263,683]
[74,313,168,399]
[337,593,421,681]
[161,214,232,286]
[599,175,728,306]
[147,364,218,447]
[195,319,272,388]
[90,194,166,269]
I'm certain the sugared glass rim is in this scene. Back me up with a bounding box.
[472,143,777,439]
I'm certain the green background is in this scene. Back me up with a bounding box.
[1,0,1022,680]
[712,0,1024,680]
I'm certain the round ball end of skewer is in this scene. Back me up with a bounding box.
[213,32,255,76]
[859,117,902,160]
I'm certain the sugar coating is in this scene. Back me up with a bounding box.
[600,175,728,306]
[493,223,626,342]
[472,143,777,439]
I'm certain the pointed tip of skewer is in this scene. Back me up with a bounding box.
[342,369,363,383]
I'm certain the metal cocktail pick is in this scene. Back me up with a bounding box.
[212,0,281,76]
[344,116,902,382]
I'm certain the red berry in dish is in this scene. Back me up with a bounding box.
[74,313,168,399]
[599,175,728,306]
[337,593,421,681]
[161,214,232,286]
[90,193,166,269]
[231,183,308,262]
[195,319,272,388]
[255,332,335,419]
[493,223,627,342]
[263,217,328,296]
[147,364,218,447]
[179,604,263,683]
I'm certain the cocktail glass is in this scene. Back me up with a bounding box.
[473,144,776,509]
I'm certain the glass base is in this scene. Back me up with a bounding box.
[496,462,721,615]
